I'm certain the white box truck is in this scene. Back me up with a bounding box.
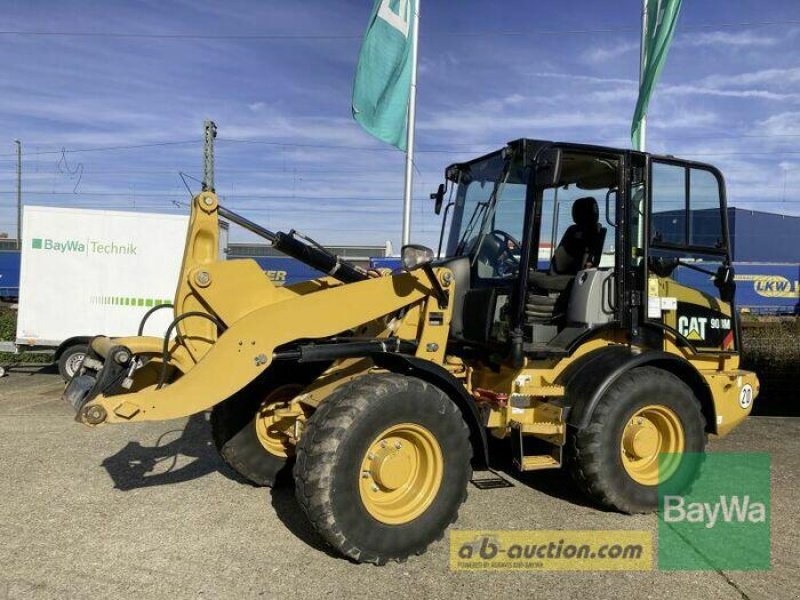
[2,206,224,380]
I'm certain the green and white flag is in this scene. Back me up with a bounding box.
[352,0,416,151]
[632,0,683,150]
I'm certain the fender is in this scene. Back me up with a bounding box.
[372,353,489,468]
[54,336,91,360]
[557,345,717,434]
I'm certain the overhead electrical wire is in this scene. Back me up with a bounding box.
[2,136,799,160]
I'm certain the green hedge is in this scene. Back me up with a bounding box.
[0,308,51,364]
[740,317,799,375]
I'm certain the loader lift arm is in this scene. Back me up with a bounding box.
[64,191,456,426]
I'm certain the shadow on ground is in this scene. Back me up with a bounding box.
[101,413,240,490]
[751,384,799,417]
[485,436,598,510]
[0,363,59,377]
[100,412,337,556]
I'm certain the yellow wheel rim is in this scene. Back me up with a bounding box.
[620,404,685,486]
[358,423,443,525]
[254,384,303,458]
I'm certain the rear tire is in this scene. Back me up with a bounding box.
[568,366,706,513]
[294,373,472,564]
[58,344,88,382]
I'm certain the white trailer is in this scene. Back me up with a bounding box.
[1,206,222,380]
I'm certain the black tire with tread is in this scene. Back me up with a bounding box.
[568,366,707,514]
[294,373,472,564]
[211,365,321,487]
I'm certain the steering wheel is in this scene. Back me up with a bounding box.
[486,230,521,276]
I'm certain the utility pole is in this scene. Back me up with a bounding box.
[202,120,217,192]
[14,140,21,249]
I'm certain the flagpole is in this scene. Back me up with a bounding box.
[638,0,648,152]
[401,0,420,246]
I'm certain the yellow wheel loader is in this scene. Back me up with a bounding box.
[64,139,759,564]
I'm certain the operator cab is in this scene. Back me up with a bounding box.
[434,142,621,357]
[427,138,737,362]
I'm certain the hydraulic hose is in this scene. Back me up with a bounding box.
[137,303,175,336]
[156,312,227,390]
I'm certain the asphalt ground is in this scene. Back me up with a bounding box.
[0,369,797,600]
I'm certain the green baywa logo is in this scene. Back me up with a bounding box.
[663,495,766,529]
[31,237,137,255]
[32,238,86,253]
[658,452,770,570]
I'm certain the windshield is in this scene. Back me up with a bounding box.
[445,153,528,279]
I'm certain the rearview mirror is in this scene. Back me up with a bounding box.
[401,244,434,270]
[430,183,446,215]
[534,147,562,188]
[714,264,736,304]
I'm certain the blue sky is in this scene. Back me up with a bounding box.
[1,0,799,250]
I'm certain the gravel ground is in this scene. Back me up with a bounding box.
[0,369,797,600]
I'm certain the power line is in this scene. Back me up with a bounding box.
[3,134,797,161]
[0,139,197,158]
[0,190,424,201]
[0,19,798,41]
[0,139,488,158]
[216,138,492,154]
[0,190,796,204]
[680,150,800,156]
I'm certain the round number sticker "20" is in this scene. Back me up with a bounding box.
[739,384,754,409]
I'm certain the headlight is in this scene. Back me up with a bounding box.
[401,244,434,271]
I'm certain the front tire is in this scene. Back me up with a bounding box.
[568,366,706,513]
[294,373,472,564]
[211,366,319,487]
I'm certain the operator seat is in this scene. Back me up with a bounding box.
[526,196,606,322]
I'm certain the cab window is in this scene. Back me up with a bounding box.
[650,161,725,252]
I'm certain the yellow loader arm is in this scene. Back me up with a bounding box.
[63,192,453,425]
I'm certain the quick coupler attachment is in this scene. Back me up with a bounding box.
[63,335,134,425]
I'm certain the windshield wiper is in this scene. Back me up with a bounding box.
[455,200,489,255]
[468,164,513,265]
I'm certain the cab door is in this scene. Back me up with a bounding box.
[644,159,737,353]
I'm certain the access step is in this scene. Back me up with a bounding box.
[518,455,560,471]
[510,420,563,472]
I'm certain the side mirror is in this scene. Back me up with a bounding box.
[534,147,562,188]
[715,264,736,304]
[401,244,448,308]
[401,244,434,271]
[430,183,446,215]
[649,256,679,278]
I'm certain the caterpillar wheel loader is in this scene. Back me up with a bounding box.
[64,139,759,564]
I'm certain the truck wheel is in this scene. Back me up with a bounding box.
[58,344,88,382]
[211,377,305,487]
[568,366,706,513]
[294,373,472,564]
